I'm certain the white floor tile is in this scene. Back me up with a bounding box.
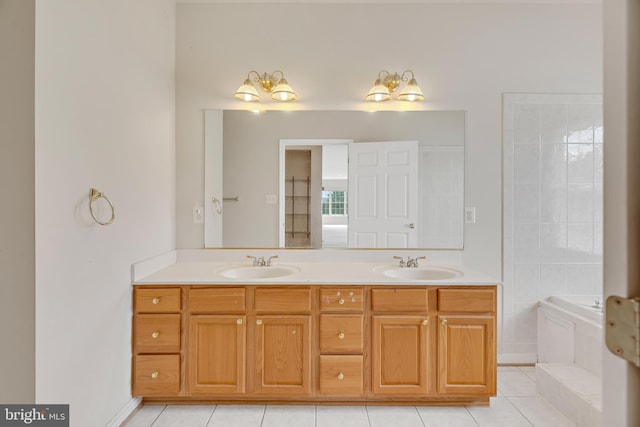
[151,405,216,427]
[316,406,369,427]
[206,405,264,427]
[498,370,537,397]
[122,404,165,427]
[467,397,532,427]
[417,406,479,427]
[260,405,315,427]
[366,406,424,427]
[519,366,537,382]
[509,396,575,427]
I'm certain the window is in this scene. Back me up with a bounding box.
[322,191,347,215]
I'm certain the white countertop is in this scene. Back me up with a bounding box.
[133,251,498,286]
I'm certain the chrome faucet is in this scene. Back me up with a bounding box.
[394,255,426,267]
[406,256,427,268]
[393,256,406,267]
[247,255,278,267]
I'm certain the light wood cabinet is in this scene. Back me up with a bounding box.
[436,287,497,396]
[188,315,246,395]
[132,287,182,397]
[132,283,496,405]
[255,315,312,395]
[437,315,496,395]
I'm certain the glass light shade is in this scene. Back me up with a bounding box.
[366,80,391,102]
[398,78,424,102]
[271,79,297,101]
[234,79,261,102]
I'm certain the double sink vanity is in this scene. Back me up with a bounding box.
[131,250,498,406]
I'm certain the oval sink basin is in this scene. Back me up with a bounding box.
[218,265,300,280]
[376,266,462,281]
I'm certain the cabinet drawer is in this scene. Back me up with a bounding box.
[189,288,246,313]
[319,288,364,312]
[255,288,311,313]
[133,355,180,396]
[319,315,364,354]
[135,314,181,353]
[319,355,364,396]
[438,288,496,313]
[371,288,429,312]
[135,288,181,313]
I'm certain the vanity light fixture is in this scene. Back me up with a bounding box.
[366,69,424,102]
[234,70,297,102]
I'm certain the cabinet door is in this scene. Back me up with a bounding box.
[188,315,246,395]
[255,315,311,395]
[437,315,496,396]
[371,315,431,395]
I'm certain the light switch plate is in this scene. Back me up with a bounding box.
[192,204,204,224]
[265,194,277,205]
[465,207,476,224]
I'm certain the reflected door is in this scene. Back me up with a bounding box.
[348,141,418,248]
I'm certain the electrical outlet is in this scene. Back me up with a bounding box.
[465,207,476,224]
[192,204,204,224]
[265,194,277,205]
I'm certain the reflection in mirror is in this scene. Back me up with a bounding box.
[204,110,465,249]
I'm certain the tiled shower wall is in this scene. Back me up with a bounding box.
[419,146,464,249]
[502,94,603,362]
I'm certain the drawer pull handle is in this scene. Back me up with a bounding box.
[441,319,448,326]
[256,319,263,325]
[151,331,160,339]
[237,318,243,325]
[151,371,159,379]
[422,319,429,326]
[337,372,344,380]
[338,332,345,339]
[152,298,160,305]
[338,298,345,305]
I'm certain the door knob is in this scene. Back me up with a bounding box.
[407,223,415,229]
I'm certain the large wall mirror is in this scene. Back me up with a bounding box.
[204,110,465,249]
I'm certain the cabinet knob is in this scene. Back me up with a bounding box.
[441,319,448,326]
[337,372,344,380]
[237,318,243,325]
[338,332,345,339]
[422,319,429,326]
[152,298,160,305]
[338,298,345,305]
[151,331,160,339]
[151,371,159,379]
[256,319,263,325]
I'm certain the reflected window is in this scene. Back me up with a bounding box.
[322,191,348,215]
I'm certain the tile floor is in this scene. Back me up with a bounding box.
[122,366,575,427]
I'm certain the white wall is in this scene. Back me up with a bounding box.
[34,0,175,425]
[176,2,602,281]
[0,0,35,403]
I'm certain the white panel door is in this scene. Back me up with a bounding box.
[348,141,418,248]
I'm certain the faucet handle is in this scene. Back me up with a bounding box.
[267,255,279,266]
[414,256,426,267]
[393,256,406,267]
[246,255,258,266]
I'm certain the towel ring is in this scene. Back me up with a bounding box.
[89,188,115,226]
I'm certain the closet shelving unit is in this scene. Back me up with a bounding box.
[285,176,311,240]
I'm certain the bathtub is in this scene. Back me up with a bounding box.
[537,295,603,377]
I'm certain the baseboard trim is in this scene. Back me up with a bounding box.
[498,353,537,365]
[106,397,142,427]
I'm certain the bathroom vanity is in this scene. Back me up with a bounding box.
[131,252,498,406]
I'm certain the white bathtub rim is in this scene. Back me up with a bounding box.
[540,295,603,326]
